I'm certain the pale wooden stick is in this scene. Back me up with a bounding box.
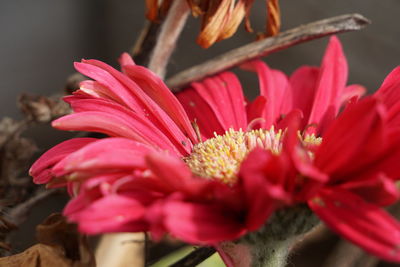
[147,0,190,79]
[95,232,146,267]
[166,13,370,90]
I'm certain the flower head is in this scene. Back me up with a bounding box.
[30,36,400,263]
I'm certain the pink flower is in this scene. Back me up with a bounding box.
[30,36,400,263]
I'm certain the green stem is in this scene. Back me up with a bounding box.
[219,238,293,267]
[249,238,293,267]
[219,205,319,267]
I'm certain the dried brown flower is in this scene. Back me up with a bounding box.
[145,0,281,48]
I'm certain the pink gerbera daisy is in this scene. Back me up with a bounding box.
[30,36,400,266]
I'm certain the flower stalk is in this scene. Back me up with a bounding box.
[219,206,319,267]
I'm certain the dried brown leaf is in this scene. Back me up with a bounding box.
[0,213,95,267]
[18,94,70,123]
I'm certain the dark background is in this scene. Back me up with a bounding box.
[1,1,400,119]
[1,1,400,266]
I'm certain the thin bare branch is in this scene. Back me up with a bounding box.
[166,13,370,90]
[148,0,190,79]
[8,188,62,226]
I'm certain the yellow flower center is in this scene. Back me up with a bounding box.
[184,127,283,184]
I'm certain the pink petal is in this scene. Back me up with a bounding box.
[52,100,183,155]
[340,84,366,104]
[309,189,400,262]
[176,87,225,139]
[65,194,146,234]
[314,97,386,177]
[218,72,247,129]
[122,64,198,143]
[308,36,348,126]
[29,138,97,184]
[119,52,135,66]
[77,60,193,154]
[190,72,247,131]
[145,152,193,191]
[387,101,400,125]
[74,62,143,111]
[145,152,213,196]
[164,201,245,244]
[70,97,192,154]
[289,66,319,122]
[375,66,400,110]
[241,60,289,127]
[246,96,267,130]
[52,137,154,176]
[239,148,291,230]
[362,129,400,179]
[342,173,400,206]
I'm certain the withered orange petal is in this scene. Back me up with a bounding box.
[197,0,233,48]
[218,0,247,41]
[145,0,159,21]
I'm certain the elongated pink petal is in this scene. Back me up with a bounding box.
[387,101,400,125]
[119,52,135,66]
[52,138,154,176]
[164,201,245,244]
[190,72,247,131]
[289,66,319,122]
[246,96,267,129]
[30,138,97,184]
[239,148,287,230]
[177,87,225,139]
[342,173,400,206]
[308,36,348,126]
[76,80,121,102]
[77,60,193,154]
[241,60,289,127]
[145,152,214,197]
[218,72,248,129]
[122,64,198,142]
[69,97,192,154]
[65,194,146,234]
[53,99,183,155]
[375,66,400,110]
[309,189,400,262]
[361,129,400,179]
[314,97,386,176]
[340,84,366,104]
[74,62,143,111]
[145,152,192,191]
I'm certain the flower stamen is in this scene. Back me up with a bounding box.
[184,127,283,184]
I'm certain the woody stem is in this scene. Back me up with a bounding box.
[147,0,190,79]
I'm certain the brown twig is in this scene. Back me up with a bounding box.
[131,21,162,66]
[147,0,190,79]
[322,240,380,267]
[169,247,216,267]
[166,13,370,90]
[8,188,62,226]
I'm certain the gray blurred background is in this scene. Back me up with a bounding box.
[1,0,400,119]
[1,0,400,264]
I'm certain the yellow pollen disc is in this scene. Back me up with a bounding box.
[184,127,283,184]
[300,132,322,146]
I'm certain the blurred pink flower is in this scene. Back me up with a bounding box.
[30,36,400,263]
